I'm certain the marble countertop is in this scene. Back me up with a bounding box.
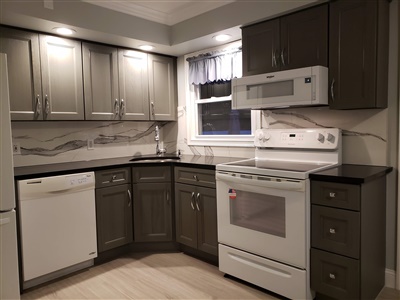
[14,155,245,179]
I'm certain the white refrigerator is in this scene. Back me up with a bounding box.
[0,53,20,299]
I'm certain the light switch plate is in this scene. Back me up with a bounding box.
[87,139,94,150]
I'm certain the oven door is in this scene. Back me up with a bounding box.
[216,171,309,269]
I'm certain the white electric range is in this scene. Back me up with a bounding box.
[216,127,341,300]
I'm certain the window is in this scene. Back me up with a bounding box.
[185,42,259,147]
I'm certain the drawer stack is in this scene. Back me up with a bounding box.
[310,178,386,300]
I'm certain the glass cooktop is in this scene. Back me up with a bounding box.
[224,158,333,173]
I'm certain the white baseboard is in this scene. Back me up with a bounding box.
[385,268,396,289]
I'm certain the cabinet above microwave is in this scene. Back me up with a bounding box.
[232,66,328,110]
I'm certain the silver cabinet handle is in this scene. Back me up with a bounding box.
[329,273,336,280]
[193,175,198,181]
[280,48,286,67]
[329,228,336,234]
[190,192,195,210]
[151,102,155,116]
[44,94,50,115]
[35,94,42,116]
[272,50,277,68]
[127,189,132,207]
[195,193,200,211]
[329,192,336,198]
[330,78,335,102]
[120,99,125,117]
[114,99,119,116]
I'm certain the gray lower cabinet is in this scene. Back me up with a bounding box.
[95,168,133,252]
[0,27,84,120]
[132,166,173,242]
[310,178,386,299]
[174,167,218,256]
[83,42,176,121]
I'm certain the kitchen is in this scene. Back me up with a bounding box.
[0,0,399,299]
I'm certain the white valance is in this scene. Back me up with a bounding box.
[187,47,242,85]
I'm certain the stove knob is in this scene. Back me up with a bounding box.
[316,133,325,143]
[327,133,335,143]
[257,131,265,141]
[264,132,271,141]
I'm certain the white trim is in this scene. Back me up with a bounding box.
[386,268,396,289]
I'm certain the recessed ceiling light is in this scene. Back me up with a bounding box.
[53,27,76,35]
[139,45,154,51]
[213,34,231,42]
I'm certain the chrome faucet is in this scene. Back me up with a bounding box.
[155,125,166,156]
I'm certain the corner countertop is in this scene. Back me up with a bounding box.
[309,164,393,184]
[14,155,245,179]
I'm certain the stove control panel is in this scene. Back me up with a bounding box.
[255,128,341,149]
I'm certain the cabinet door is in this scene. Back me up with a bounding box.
[280,4,328,71]
[0,27,42,120]
[174,183,197,248]
[196,186,218,256]
[39,35,84,120]
[83,42,119,120]
[95,184,133,252]
[329,0,389,109]
[133,182,172,242]
[242,18,280,76]
[148,54,176,121]
[118,49,149,120]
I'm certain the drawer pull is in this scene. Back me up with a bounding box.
[329,273,336,280]
[329,192,336,198]
[193,175,198,181]
[329,228,336,234]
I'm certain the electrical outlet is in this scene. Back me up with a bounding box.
[13,143,21,155]
[87,139,94,150]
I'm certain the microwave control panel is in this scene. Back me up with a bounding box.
[254,128,341,149]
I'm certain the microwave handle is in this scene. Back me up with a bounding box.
[330,78,335,102]
[216,172,305,192]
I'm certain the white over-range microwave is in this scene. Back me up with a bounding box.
[232,66,328,110]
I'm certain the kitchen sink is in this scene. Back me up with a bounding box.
[129,155,181,163]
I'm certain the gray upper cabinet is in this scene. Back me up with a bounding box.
[329,0,389,109]
[148,54,176,121]
[118,49,150,120]
[0,27,84,120]
[0,28,42,120]
[39,35,84,120]
[242,4,328,76]
[83,42,119,120]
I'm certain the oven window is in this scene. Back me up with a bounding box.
[229,190,286,238]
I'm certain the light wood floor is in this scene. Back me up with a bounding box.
[21,252,400,300]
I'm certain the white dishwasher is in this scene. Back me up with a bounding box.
[17,172,97,289]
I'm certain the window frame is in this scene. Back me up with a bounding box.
[184,42,260,147]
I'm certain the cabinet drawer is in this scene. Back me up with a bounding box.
[95,167,131,187]
[311,248,360,299]
[132,166,171,183]
[174,167,215,188]
[312,205,360,259]
[311,181,360,210]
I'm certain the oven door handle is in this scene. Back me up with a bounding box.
[216,172,305,192]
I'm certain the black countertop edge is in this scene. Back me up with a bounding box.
[309,164,393,184]
[13,155,246,179]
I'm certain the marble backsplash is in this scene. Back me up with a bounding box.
[12,106,388,167]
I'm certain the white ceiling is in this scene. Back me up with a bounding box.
[81,0,236,26]
[0,0,323,56]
